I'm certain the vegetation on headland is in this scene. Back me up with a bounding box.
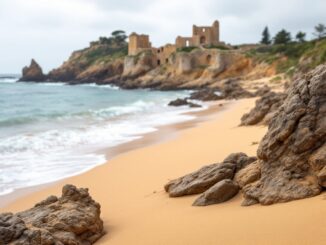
[28,22,326,85]
[75,30,128,66]
[176,46,198,53]
[248,23,326,76]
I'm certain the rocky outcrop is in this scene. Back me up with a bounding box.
[117,49,270,90]
[219,79,254,100]
[165,153,256,199]
[240,91,286,126]
[168,98,201,108]
[193,179,239,206]
[189,89,222,101]
[0,185,104,244]
[234,161,261,188]
[122,51,156,79]
[20,59,46,82]
[242,64,326,205]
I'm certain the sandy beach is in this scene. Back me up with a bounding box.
[2,98,326,245]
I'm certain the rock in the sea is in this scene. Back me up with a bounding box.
[243,64,326,205]
[189,89,222,101]
[234,161,261,188]
[240,91,286,126]
[193,179,239,206]
[20,59,46,82]
[168,98,201,108]
[0,184,104,244]
[165,152,256,197]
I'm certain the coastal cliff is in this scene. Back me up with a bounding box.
[20,37,326,91]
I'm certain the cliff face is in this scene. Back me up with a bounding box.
[47,42,126,84]
[119,49,273,90]
[19,38,326,89]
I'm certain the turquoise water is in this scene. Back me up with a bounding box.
[0,77,200,195]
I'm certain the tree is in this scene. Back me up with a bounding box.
[313,23,326,39]
[261,26,271,45]
[111,30,127,45]
[295,31,306,42]
[273,29,292,44]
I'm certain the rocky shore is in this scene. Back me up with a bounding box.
[165,64,326,206]
[0,185,104,244]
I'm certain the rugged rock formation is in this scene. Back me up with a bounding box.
[219,79,254,100]
[234,161,261,188]
[240,91,286,126]
[168,98,201,108]
[193,179,239,206]
[165,153,256,198]
[48,51,124,84]
[242,64,326,205]
[0,185,104,244]
[116,49,270,90]
[189,89,222,101]
[20,59,46,82]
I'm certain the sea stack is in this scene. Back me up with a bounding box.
[20,59,46,82]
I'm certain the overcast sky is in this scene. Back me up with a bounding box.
[1,0,325,73]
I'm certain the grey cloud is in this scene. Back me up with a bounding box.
[0,0,325,73]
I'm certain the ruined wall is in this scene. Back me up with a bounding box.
[176,36,194,48]
[192,20,220,46]
[128,33,152,55]
[155,44,177,65]
[175,20,220,48]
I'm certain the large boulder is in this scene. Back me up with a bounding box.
[189,89,222,101]
[164,153,256,197]
[168,98,201,108]
[0,185,104,244]
[234,161,261,188]
[242,64,326,205]
[219,79,254,100]
[20,59,46,82]
[240,91,287,126]
[193,179,239,206]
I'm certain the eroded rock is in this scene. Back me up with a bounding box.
[20,59,46,82]
[168,98,201,108]
[240,91,286,126]
[189,89,222,101]
[193,179,239,206]
[0,185,104,244]
[165,152,256,197]
[242,64,326,205]
[220,79,254,100]
[234,161,261,188]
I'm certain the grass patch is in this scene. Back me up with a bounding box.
[246,39,326,74]
[176,46,198,53]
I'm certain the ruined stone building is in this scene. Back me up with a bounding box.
[128,20,222,66]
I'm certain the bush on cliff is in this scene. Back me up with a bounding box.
[246,38,326,74]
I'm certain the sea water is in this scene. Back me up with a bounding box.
[0,77,202,196]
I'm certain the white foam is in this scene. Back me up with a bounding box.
[80,83,120,90]
[0,90,204,196]
[0,78,18,83]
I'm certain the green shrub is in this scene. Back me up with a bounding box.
[176,46,198,53]
[206,44,230,50]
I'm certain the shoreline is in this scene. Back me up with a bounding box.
[0,101,227,208]
[4,98,326,245]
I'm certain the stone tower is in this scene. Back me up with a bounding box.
[128,33,152,55]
